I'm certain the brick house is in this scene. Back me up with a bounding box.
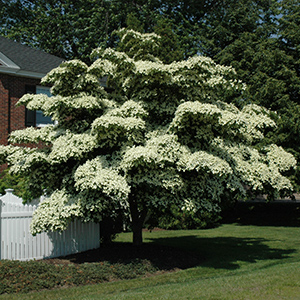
[0,36,64,146]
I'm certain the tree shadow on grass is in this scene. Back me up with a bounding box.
[146,235,296,270]
[45,235,295,272]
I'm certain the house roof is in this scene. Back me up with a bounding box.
[0,36,64,79]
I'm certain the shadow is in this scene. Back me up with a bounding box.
[43,231,80,260]
[146,235,295,270]
[42,220,100,260]
[54,242,203,271]
[221,201,300,227]
[45,234,295,272]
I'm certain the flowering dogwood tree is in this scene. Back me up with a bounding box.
[0,30,296,245]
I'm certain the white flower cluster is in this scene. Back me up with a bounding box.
[42,59,88,85]
[121,134,184,170]
[41,59,105,97]
[7,148,47,175]
[120,135,186,193]
[74,157,130,203]
[48,131,97,164]
[171,101,222,128]
[17,93,49,110]
[118,28,162,61]
[170,101,276,143]
[119,28,161,44]
[30,189,82,235]
[178,150,233,176]
[9,125,61,145]
[88,58,115,78]
[107,100,148,118]
[265,144,297,172]
[0,145,21,165]
[132,55,243,93]
[49,93,109,111]
[211,138,295,193]
[92,115,146,146]
[181,199,197,213]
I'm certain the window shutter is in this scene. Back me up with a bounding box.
[25,85,36,127]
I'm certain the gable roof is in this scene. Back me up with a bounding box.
[0,36,64,79]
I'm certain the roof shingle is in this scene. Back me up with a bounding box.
[0,36,64,74]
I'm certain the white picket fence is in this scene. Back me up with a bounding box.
[0,189,100,261]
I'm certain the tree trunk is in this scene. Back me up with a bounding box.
[129,195,147,246]
[132,222,143,246]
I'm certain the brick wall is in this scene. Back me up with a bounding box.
[0,73,41,145]
[0,74,41,172]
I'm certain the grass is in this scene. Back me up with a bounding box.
[1,222,300,299]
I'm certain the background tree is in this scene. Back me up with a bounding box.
[0,30,296,245]
[201,0,300,188]
[0,0,114,62]
[0,0,162,63]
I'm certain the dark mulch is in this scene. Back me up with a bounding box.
[42,242,203,272]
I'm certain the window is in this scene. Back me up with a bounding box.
[35,86,53,127]
[25,85,54,127]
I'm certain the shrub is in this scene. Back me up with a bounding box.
[147,205,221,230]
[0,169,33,201]
[0,257,158,295]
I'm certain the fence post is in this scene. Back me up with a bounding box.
[5,189,14,202]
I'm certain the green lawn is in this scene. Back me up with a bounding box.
[1,224,300,299]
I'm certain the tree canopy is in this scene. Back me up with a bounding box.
[0,29,296,245]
